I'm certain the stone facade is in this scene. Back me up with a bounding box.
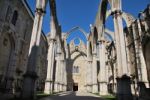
[67,40,87,92]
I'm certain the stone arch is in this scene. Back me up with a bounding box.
[106,10,135,27]
[70,49,87,58]
[0,32,15,82]
[99,0,111,24]
[95,0,113,40]
[73,53,87,64]
[97,6,135,40]
[67,49,87,91]
[105,29,114,41]
[64,26,88,41]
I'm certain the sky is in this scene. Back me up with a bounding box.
[26,0,150,44]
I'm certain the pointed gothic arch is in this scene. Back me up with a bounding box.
[64,26,88,41]
[0,32,15,84]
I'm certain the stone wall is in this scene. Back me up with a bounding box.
[0,0,48,93]
[67,40,87,91]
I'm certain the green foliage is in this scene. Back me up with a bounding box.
[101,95,116,100]
[36,92,51,99]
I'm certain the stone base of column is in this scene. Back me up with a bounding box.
[116,75,133,100]
[99,82,108,95]
[113,83,117,94]
[86,85,92,92]
[138,81,150,100]
[22,71,38,99]
[108,83,117,94]
[44,81,53,94]
[59,84,63,92]
[92,84,98,93]
[54,83,60,93]
[63,85,67,91]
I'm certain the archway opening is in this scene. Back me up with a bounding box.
[66,30,87,45]
[0,33,15,90]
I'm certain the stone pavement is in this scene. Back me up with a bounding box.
[39,91,106,100]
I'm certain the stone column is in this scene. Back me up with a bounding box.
[132,21,149,87]
[61,60,65,91]
[64,61,67,91]
[113,11,129,76]
[45,0,59,94]
[59,59,64,92]
[107,59,113,93]
[54,53,61,93]
[54,39,62,92]
[86,61,92,92]
[112,10,132,100]
[44,39,55,94]
[86,41,93,92]
[62,60,67,91]
[92,54,98,93]
[98,40,108,95]
[63,60,67,91]
[22,0,47,99]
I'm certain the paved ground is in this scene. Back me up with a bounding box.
[39,91,106,100]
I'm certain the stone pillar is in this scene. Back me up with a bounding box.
[107,59,113,93]
[62,60,67,91]
[45,0,59,94]
[64,60,67,91]
[54,54,61,93]
[98,40,108,95]
[112,10,132,100]
[59,59,64,92]
[54,38,62,92]
[132,21,149,87]
[86,61,92,92]
[44,39,55,94]
[86,41,93,92]
[22,0,47,99]
[92,52,98,93]
[113,11,129,76]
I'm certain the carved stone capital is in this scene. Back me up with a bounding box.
[111,10,122,18]
[35,8,46,16]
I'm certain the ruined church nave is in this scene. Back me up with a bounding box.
[0,0,150,100]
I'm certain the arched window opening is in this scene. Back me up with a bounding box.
[73,66,79,73]
[11,10,18,25]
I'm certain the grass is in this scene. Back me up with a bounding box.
[93,93,116,100]
[36,91,63,99]
[36,92,52,99]
[101,95,116,100]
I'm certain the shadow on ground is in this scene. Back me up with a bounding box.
[39,92,108,100]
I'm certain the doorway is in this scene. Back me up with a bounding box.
[73,83,78,91]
